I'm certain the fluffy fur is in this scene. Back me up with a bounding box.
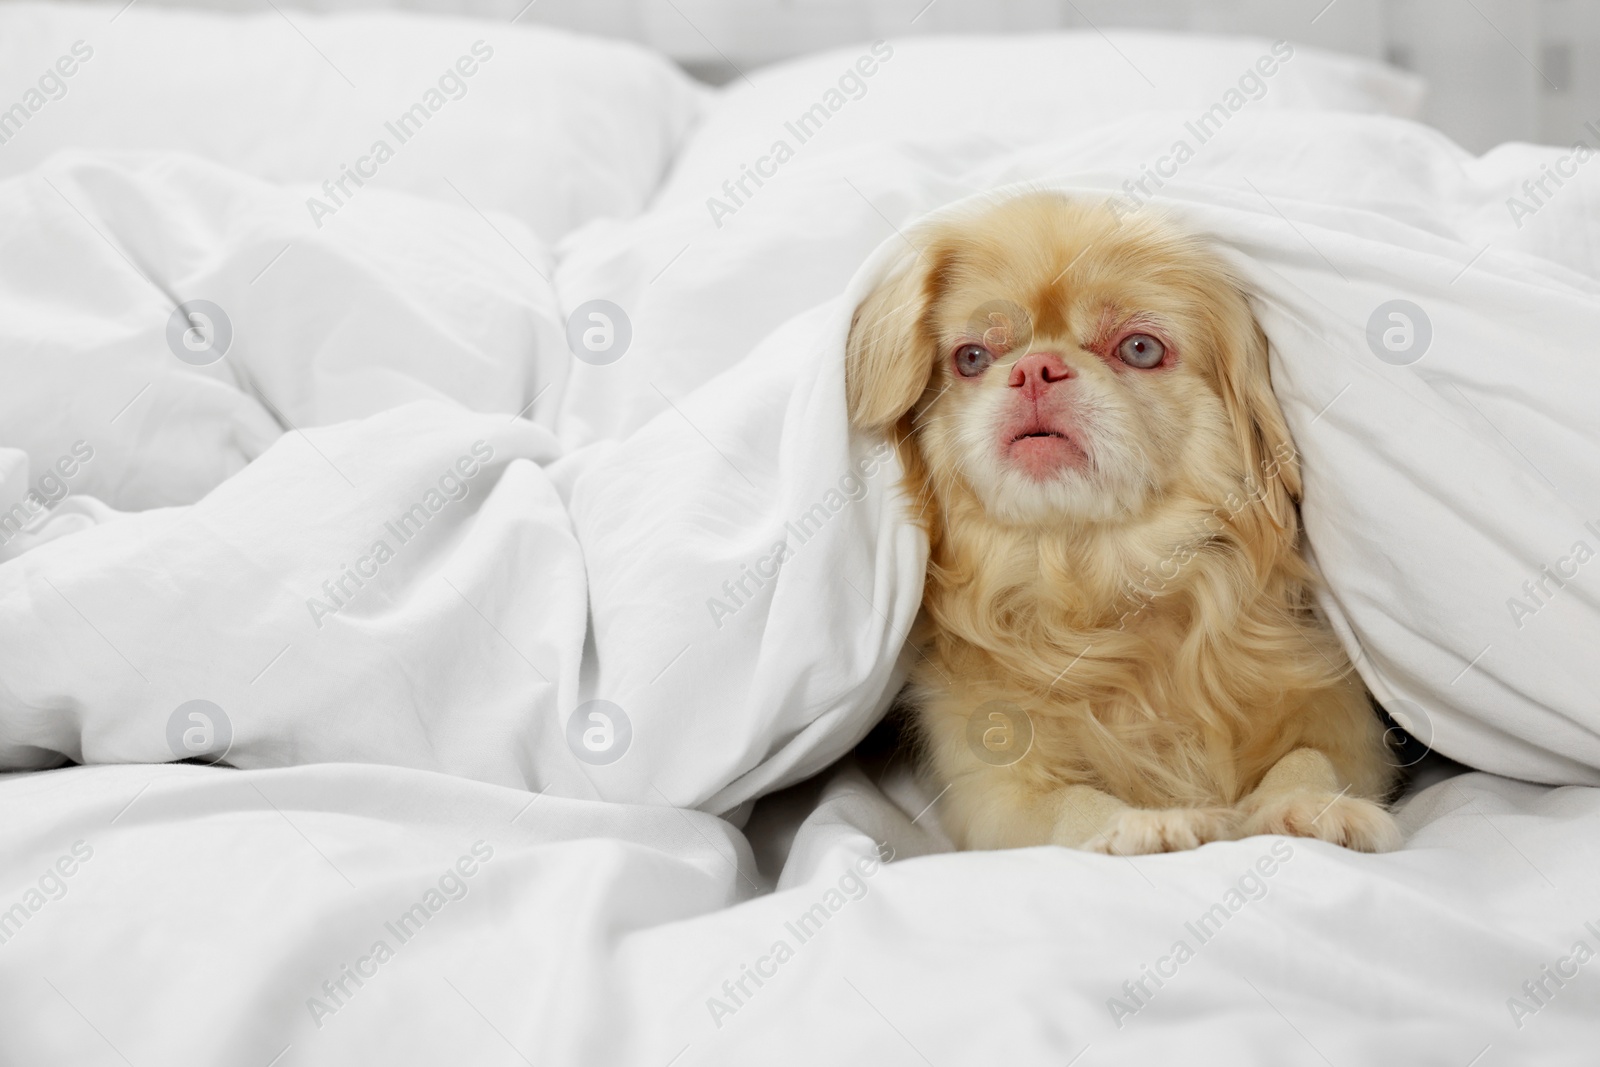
[846,193,1399,855]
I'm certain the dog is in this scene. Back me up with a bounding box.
[846,192,1400,856]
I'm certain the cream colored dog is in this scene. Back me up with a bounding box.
[847,193,1400,856]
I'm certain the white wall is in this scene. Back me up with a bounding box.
[125,0,1586,152]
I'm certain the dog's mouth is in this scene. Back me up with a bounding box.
[1004,425,1087,477]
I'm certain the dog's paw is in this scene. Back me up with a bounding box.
[1240,792,1401,853]
[1078,807,1240,856]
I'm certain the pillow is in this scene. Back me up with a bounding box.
[0,2,706,241]
[654,31,1424,208]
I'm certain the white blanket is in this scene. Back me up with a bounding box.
[4,111,1600,803]
[3,759,1598,1064]
[0,150,924,815]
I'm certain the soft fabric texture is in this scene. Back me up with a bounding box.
[0,153,924,814]
[2,758,1597,1065]
[653,31,1425,211]
[0,2,705,241]
[0,151,562,511]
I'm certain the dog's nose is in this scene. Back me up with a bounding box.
[1008,352,1074,396]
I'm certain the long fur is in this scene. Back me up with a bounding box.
[847,193,1397,854]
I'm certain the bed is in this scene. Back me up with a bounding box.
[2,4,1599,1063]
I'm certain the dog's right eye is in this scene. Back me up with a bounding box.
[953,343,995,378]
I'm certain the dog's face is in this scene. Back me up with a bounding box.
[847,194,1297,530]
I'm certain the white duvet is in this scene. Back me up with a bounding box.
[3,5,1600,1064]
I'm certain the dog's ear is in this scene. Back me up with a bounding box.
[1217,310,1301,532]
[846,247,946,433]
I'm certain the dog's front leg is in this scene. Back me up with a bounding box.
[932,758,1131,851]
[1058,791,1240,856]
[1237,748,1401,852]
[940,762,1236,855]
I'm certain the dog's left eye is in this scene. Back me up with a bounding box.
[953,343,995,377]
[1116,333,1166,369]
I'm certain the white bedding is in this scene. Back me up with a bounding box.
[0,3,703,242]
[3,5,1600,1063]
[5,759,1600,1065]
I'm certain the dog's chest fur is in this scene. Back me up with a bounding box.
[907,487,1380,812]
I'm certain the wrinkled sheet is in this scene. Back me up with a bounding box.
[0,152,922,815]
[3,758,1598,1065]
